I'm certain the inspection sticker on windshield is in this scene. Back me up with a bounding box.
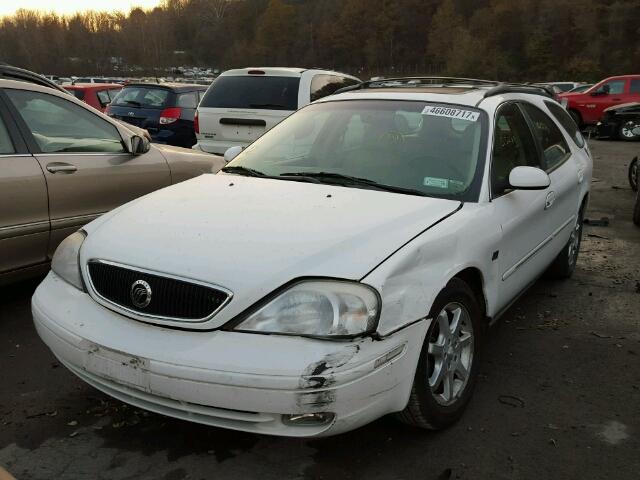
[422,106,480,121]
[423,177,449,188]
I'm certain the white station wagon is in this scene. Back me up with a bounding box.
[33,77,592,437]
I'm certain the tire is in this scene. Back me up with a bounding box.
[396,278,482,430]
[629,157,638,192]
[633,189,640,226]
[546,205,584,279]
[618,120,640,141]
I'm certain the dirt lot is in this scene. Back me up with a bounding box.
[1,139,639,480]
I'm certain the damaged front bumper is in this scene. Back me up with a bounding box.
[32,272,429,437]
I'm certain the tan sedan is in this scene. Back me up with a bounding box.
[0,79,225,285]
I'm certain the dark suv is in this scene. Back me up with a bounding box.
[106,83,207,148]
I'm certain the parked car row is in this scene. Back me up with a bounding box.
[559,74,640,131]
[193,67,360,154]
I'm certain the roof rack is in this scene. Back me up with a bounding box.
[483,83,555,99]
[335,76,499,94]
[334,76,556,99]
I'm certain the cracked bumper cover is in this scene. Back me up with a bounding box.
[32,272,429,437]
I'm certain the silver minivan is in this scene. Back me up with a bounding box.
[192,67,360,155]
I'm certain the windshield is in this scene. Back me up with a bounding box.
[110,86,170,108]
[225,100,487,201]
[200,75,300,110]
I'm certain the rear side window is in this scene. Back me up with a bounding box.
[177,92,198,109]
[111,87,170,109]
[200,76,300,110]
[491,103,540,197]
[310,75,359,102]
[96,90,111,107]
[0,115,15,154]
[66,89,85,101]
[631,79,640,94]
[544,100,585,148]
[108,89,121,101]
[520,103,571,171]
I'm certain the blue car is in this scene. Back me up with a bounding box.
[107,83,207,148]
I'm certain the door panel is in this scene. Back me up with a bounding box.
[490,103,554,311]
[519,102,581,256]
[4,87,172,257]
[0,97,50,273]
[0,155,50,272]
[36,150,172,256]
[493,188,556,312]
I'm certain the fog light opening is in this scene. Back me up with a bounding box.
[282,412,335,426]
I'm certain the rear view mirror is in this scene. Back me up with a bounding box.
[130,135,150,155]
[509,166,550,190]
[224,145,243,163]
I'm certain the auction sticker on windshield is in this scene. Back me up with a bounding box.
[422,105,480,121]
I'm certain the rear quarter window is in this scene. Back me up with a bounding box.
[200,76,300,110]
[177,92,198,109]
[66,89,85,101]
[544,100,585,148]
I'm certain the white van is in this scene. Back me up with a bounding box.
[192,67,360,154]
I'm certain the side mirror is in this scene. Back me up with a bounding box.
[130,135,150,155]
[224,145,243,163]
[509,166,550,190]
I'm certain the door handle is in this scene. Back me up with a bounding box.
[545,191,556,210]
[46,162,77,174]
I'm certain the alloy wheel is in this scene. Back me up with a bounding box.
[621,121,640,139]
[427,302,474,406]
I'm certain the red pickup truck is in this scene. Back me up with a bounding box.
[559,74,640,127]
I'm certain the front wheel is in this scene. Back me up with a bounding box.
[396,278,482,430]
[633,189,640,226]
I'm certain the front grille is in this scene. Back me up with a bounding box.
[88,261,230,321]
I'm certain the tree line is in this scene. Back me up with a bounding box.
[0,0,638,82]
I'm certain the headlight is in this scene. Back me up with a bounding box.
[233,280,380,338]
[51,230,86,290]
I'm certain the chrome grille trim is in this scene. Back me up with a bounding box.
[84,259,233,324]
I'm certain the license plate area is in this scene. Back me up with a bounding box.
[84,343,150,391]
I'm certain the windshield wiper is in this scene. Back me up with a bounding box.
[248,103,289,109]
[221,165,266,177]
[278,172,432,197]
[221,166,322,184]
[123,100,142,107]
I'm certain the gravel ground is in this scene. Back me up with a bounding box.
[1,139,639,480]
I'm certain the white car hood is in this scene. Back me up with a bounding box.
[81,174,460,328]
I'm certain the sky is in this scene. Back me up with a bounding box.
[0,0,162,17]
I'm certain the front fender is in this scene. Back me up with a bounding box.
[363,204,500,336]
